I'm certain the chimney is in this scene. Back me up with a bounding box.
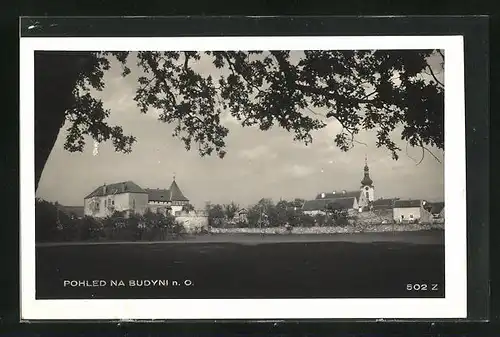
[103,183,107,194]
[122,182,127,192]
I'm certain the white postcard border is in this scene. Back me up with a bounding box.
[20,35,466,320]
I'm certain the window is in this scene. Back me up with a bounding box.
[112,200,115,205]
[401,215,404,219]
[104,200,107,207]
[409,214,413,219]
[133,199,136,209]
[365,192,369,199]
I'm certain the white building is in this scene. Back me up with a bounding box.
[144,178,190,216]
[83,178,190,218]
[393,199,433,223]
[302,195,359,216]
[84,181,149,218]
[358,156,375,209]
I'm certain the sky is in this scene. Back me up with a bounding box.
[36,51,445,209]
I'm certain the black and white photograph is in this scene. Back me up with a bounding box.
[20,34,467,320]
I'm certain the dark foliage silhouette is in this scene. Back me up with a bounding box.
[34,49,444,190]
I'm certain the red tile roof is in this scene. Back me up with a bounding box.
[394,199,422,208]
[144,188,171,202]
[84,181,147,199]
[302,197,357,211]
[372,198,399,209]
[145,180,189,202]
[169,180,189,201]
[315,190,360,200]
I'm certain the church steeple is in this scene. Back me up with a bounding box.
[361,155,373,187]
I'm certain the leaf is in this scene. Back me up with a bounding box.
[53,49,443,165]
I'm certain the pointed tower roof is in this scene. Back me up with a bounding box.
[168,179,189,201]
[144,174,189,202]
[361,155,373,187]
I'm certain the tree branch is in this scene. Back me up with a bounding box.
[405,141,424,165]
[422,144,442,163]
[342,127,367,149]
[222,53,265,94]
[406,138,442,166]
[183,52,190,71]
[426,64,444,88]
[137,76,156,94]
[305,106,327,118]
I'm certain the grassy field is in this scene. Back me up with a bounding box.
[36,231,445,299]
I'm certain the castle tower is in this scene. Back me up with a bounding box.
[359,155,375,208]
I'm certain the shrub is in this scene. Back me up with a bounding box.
[58,221,79,241]
[77,216,104,241]
[324,216,335,227]
[35,199,73,242]
[299,213,315,227]
[314,214,327,227]
[198,227,210,235]
[141,227,165,241]
[335,216,350,228]
[234,220,249,228]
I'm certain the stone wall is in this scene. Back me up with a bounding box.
[353,210,393,225]
[175,210,209,233]
[209,222,444,235]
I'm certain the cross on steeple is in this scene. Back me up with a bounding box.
[173,172,176,181]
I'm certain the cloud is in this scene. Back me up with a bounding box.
[238,145,277,161]
[284,164,316,178]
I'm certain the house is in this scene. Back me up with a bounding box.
[393,199,433,223]
[302,196,359,216]
[84,178,191,219]
[234,208,249,223]
[84,181,149,218]
[144,178,190,216]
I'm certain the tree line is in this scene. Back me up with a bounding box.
[205,198,350,229]
[36,198,192,243]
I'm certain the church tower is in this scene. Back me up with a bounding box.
[359,155,375,208]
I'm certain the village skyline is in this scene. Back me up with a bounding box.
[36,126,445,210]
[36,51,445,209]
